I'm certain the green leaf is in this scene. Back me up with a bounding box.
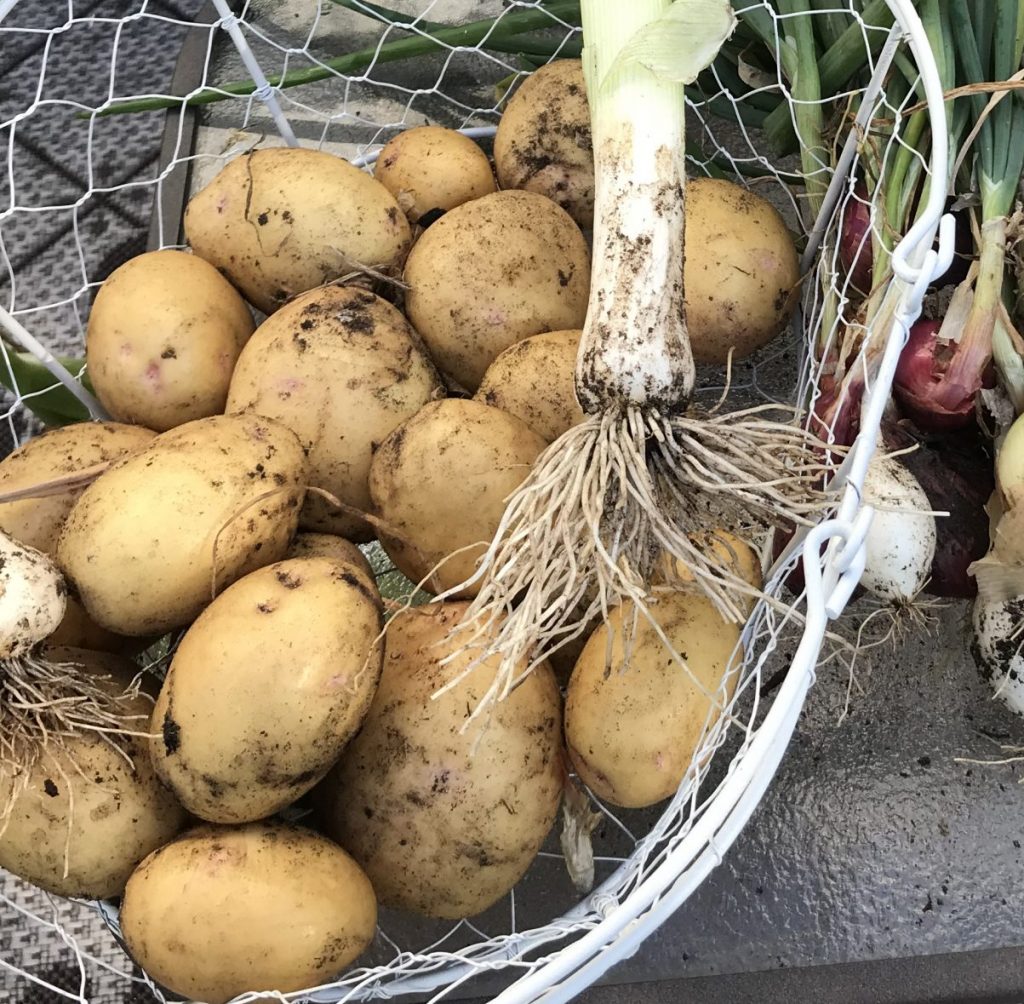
[0,351,93,427]
[610,0,737,85]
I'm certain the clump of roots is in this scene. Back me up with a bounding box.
[436,404,835,721]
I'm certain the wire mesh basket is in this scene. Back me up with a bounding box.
[0,1,953,1002]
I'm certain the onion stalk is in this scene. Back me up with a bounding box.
[435,0,830,717]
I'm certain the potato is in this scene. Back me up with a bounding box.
[0,421,155,554]
[374,126,496,224]
[151,557,383,823]
[226,284,443,539]
[287,532,376,594]
[565,593,742,809]
[0,649,187,898]
[656,529,764,615]
[494,60,594,229]
[316,602,563,919]
[86,250,255,431]
[404,190,590,390]
[120,822,377,1004]
[185,147,412,314]
[368,399,547,596]
[56,413,307,636]
[685,178,801,363]
[475,329,585,442]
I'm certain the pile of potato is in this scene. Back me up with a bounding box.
[0,60,796,1004]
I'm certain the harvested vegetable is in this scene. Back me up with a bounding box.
[185,147,412,314]
[120,822,377,1004]
[287,532,376,594]
[151,557,383,824]
[0,649,186,898]
[374,125,496,224]
[226,284,443,540]
[86,250,255,431]
[316,602,562,919]
[403,189,590,390]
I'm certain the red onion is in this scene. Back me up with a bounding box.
[839,187,873,294]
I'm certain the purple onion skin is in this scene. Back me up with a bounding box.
[882,420,994,598]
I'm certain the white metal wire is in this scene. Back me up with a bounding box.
[0,1,948,1002]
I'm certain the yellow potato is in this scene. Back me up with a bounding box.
[56,413,307,636]
[655,529,764,615]
[185,147,412,314]
[374,126,496,223]
[685,178,801,363]
[120,822,377,1004]
[475,329,585,442]
[368,399,547,596]
[565,593,742,809]
[287,532,376,594]
[151,557,383,823]
[404,190,590,390]
[494,60,594,229]
[86,250,255,431]
[316,602,563,919]
[0,649,187,898]
[226,284,443,539]
[0,421,155,554]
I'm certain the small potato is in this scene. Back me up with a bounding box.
[226,285,443,539]
[656,529,764,615]
[494,60,594,229]
[151,557,384,823]
[121,822,377,1004]
[404,190,590,391]
[685,178,801,363]
[185,147,412,314]
[475,329,585,442]
[0,421,155,554]
[0,649,187,898]
[317,602,563,919]
[287,532,376,595]
[86,250,255,431]
[368,399,547,596]
[56,413,307,636]
[374,126,496,224]
[565,593,742,809]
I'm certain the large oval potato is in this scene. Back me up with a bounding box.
[56,413,307,636]
[565,593,743,809]
[0,649,187,898]
[151,557,384,823]
[226,284,443,539]
[0,421,155,554]
[86,250,255,431]
[685,178,801,363]
[185,147,412,314]
[120,822,377,1004]
[475,329,585,442]
[317,602,563,919]
[494,60,594,229]
[404,190,590,390]
[368,399,547,596]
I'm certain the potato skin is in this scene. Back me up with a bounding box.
[86,250,255,431]
[317,602,563,919]
[120,822,377,1004]
[404,190,590,390]
[0,649,187,898]
[185,148,412,314]
[565,593,742,809]
[0,421,155,554]
[374,126,496,223]
[475,329,585,442]
[151,557,384,823]
[368,399,547,596]
[685,178,800,363]
[494,60,594,229]
[287,532,376,594]
[226,284,443,539]
[56,413,307,636]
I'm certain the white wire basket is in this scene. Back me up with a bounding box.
[0,1,953,1002]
